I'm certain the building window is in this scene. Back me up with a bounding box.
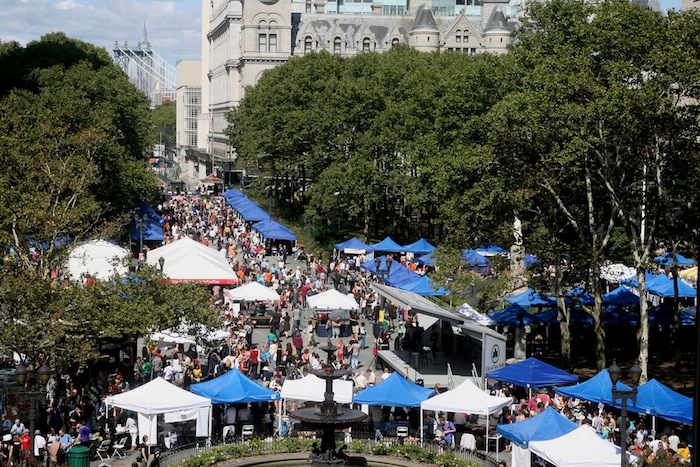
[362,37,371,52]
[259,33,267,53]
[304,36,313,53]
[463,35,469,42]
[305,0,312,12]
[269,34,277,53]
[333,37,342,54]
[391,38,400,47]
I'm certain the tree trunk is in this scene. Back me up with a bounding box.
[555,264,571,370]
[591,266,606,371]
[671,245,681,378]
[637,266,649,383]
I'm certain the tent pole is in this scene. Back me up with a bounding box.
[278,398,283,435]
[420,408,424,447]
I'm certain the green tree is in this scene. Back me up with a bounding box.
[152,101,176,149]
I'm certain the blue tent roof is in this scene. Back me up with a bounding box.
[534,308,560,325]
[649,305,695,326]
[633,379,694,425]
[603,306,639,326]
[416,252,434,266]
[400,275,448,297]
[369,236,404,253]
[461,249,491,267]
[486,358,578,388]
[524,254,540,267]
[130,202,164,241]
[497,407,579,448]
[403,238,436,254]
[603,286,640,306]
[221,188,246,199]
[334,237,373,253]
[475,241,508,256]
[231,199,270,222]
[361,256,422,288]
[622,272,697,298]
[565,287,595,306]
[488,304,547,326]
[353,372,434,407]
[190,369,280,404]
[653,253,696,266]
[252,219,296,241]
[556,369,632,405]
[226,196,250,209]
[505,288,556,308]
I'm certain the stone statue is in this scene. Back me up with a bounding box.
[513,216,523,246]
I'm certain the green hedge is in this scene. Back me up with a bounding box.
[177,439,480,467]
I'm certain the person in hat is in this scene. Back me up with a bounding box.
[33,430,47,466]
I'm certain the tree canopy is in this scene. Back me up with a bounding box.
[0,34,217,370]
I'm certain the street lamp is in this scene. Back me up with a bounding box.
[157,256,165,274]
[608,359,641,467]
[374,256,392,284]
[15,363,52,460]
[134,213,147,255]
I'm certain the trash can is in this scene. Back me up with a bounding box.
[66,446,90,467]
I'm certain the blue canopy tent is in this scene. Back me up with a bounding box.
[556,370,632,406]
[603,286,640,306]
[524,254,540,267]
[130,202,165,242]
[497,407,578,448]
[475,242,508,256]
[534,308,560,325]
[565,287,595,306]
[649,304,696,326]
[334,237,373,254]
[505,288,556,308]
[603,306,640,326]
[416,252,434,266]
[361,256,421,288]
[225,195,250,209]
[486,358,578,388]
[653,253,696,266]
[353,372,434,407]
[190,369,280,404]
[488,304,547,326]
[622,272,697,298]
[403,238,437,255]
[231,199,270,222]
[252,219,296,241]
[461,249,490,266]
[400,275,448,297]
[634,379,694,425]
[369,236,404,253]
[221,188,246,199]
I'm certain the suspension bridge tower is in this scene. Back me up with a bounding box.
[113,22,177,106]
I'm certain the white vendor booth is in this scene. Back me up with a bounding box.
[105,377,212,445]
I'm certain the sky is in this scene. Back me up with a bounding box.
[0,0,202,66]
[0,0,683,67]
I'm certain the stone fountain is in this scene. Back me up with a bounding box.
[291,339,368,465]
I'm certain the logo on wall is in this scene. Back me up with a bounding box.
[491,344,500,363]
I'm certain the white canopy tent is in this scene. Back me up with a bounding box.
[529,426,635,467]
[146,237,238,284]
[420,379,512,455]
[104,377,212,444]
[68,240,129,281]
[281,374,354,403]
[227,282,281,302]
[306,289,359,310]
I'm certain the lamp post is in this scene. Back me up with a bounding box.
[373,256,392,284]
[157,256,165,274]
[15,363,52,460]
[134,213,147,255]
[608,359,641,467]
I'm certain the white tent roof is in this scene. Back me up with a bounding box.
[227,281,280,302]
[306,289,359,310]
[529,426,632,467]
[104,377,211,414]
[151,327,230,345]
[146,237,238,284]
[68,240,129,281]
[421,379,511,415]
[281,374,354,404]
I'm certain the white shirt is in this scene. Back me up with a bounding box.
[126,417,138,433]
[34,435,46,456]
[381,372,390,381]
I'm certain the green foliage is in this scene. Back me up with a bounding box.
[152,101,176,147]
[435,452,479,467]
